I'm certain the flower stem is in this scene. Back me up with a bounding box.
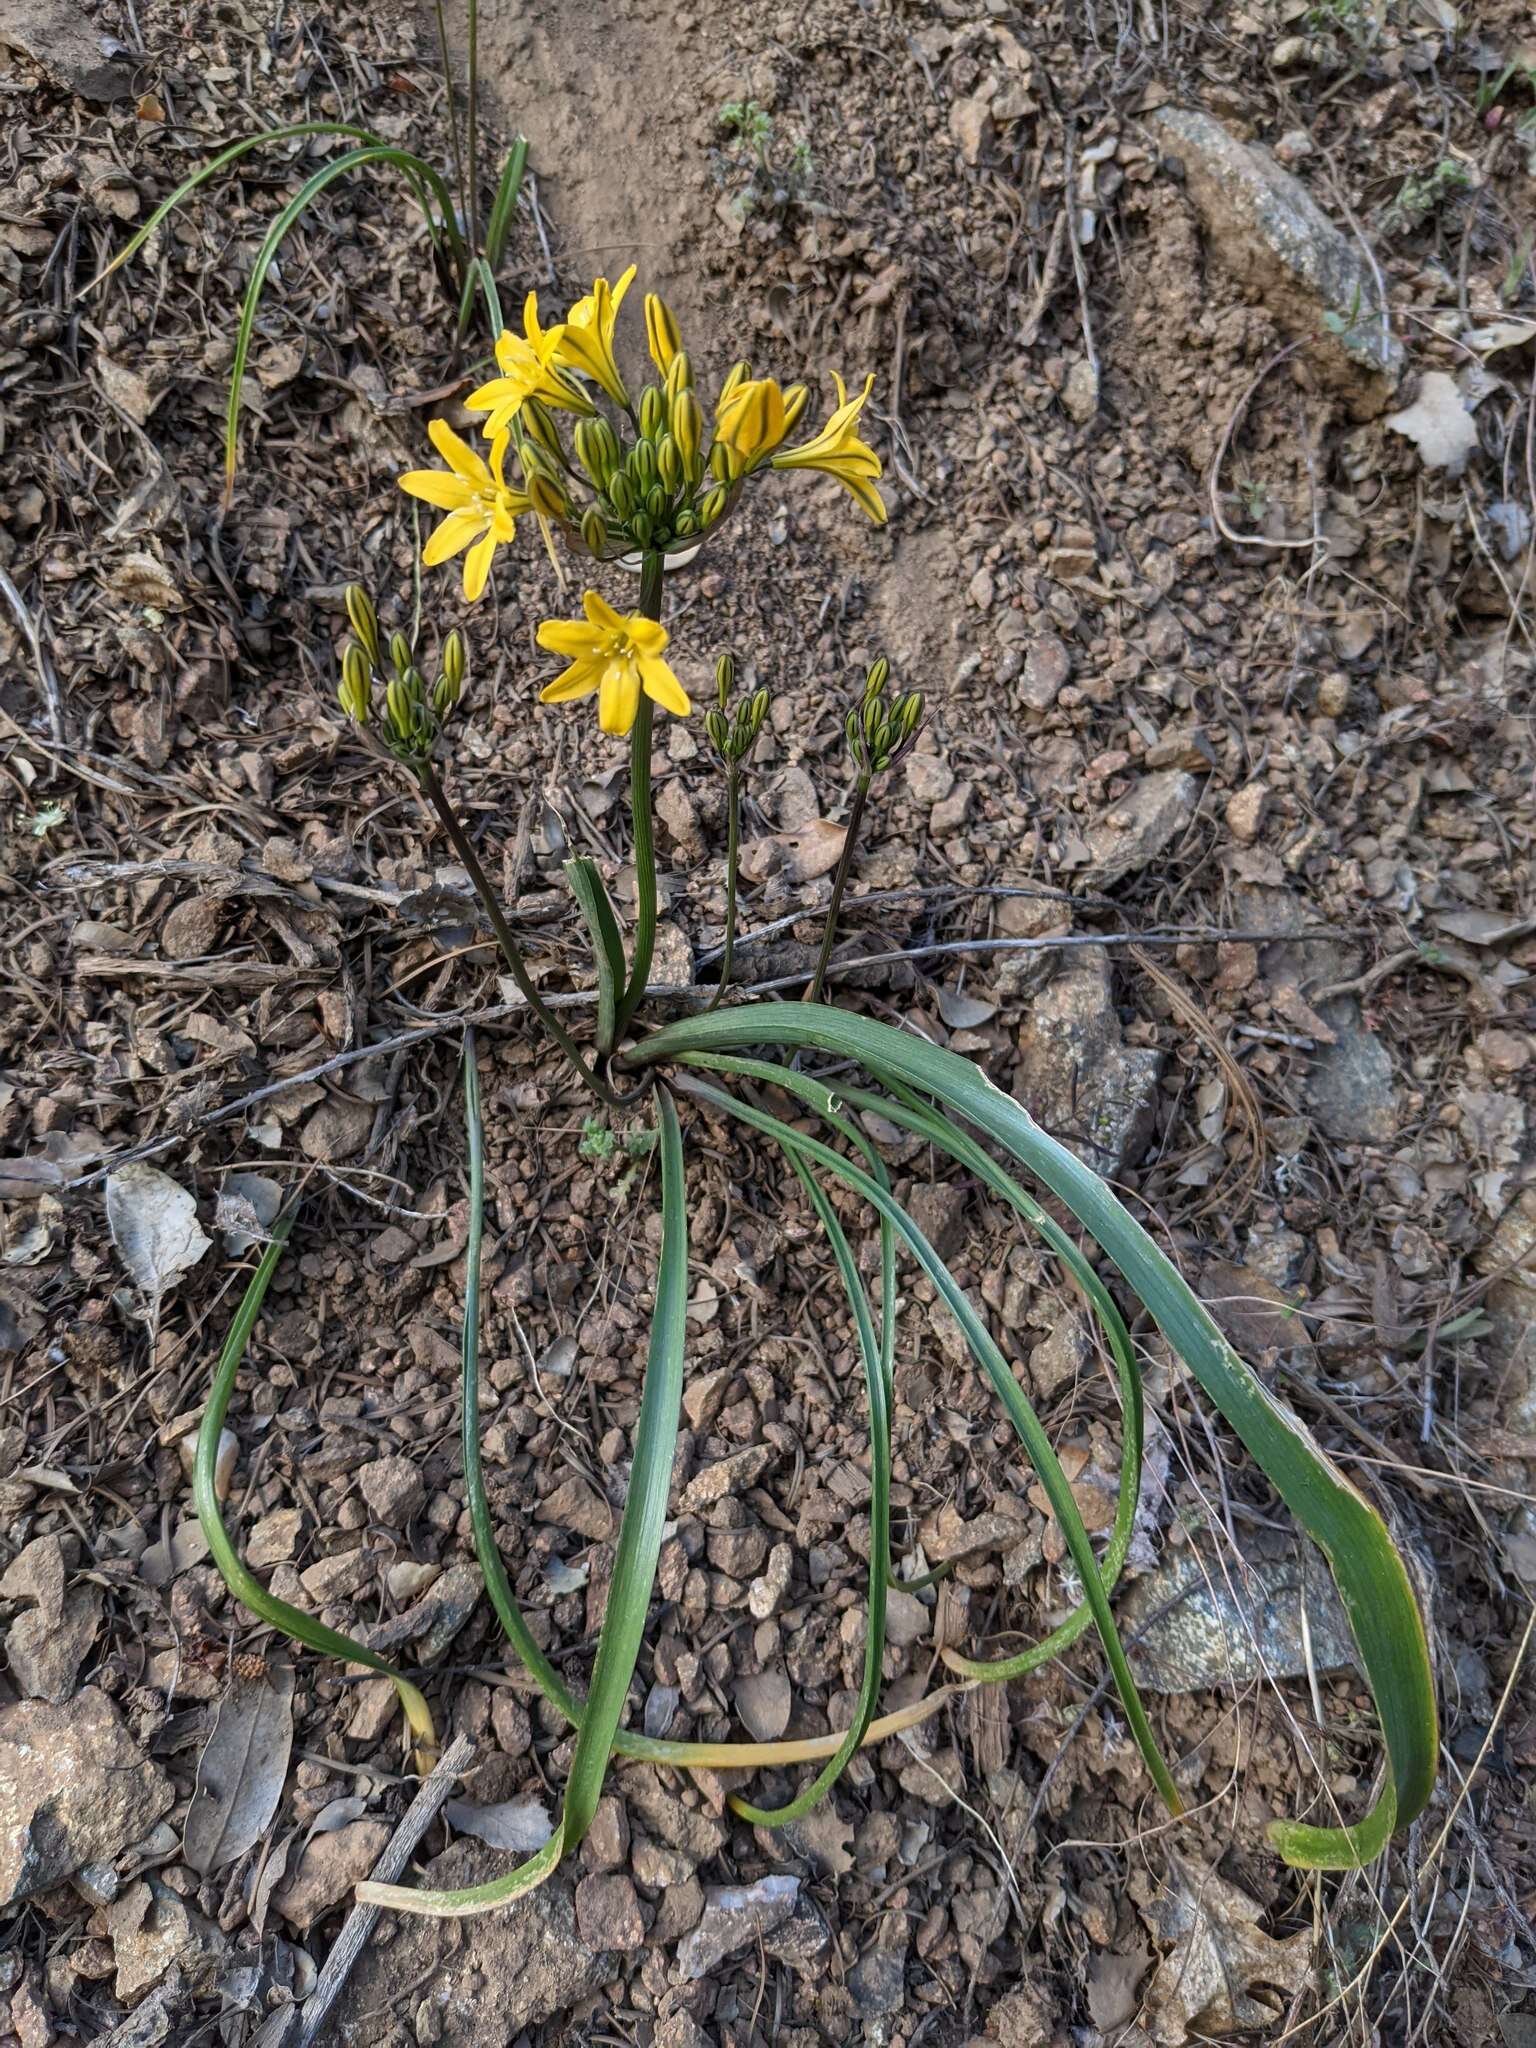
[805,772,870,1005]
[415,760,617,1104]
[615,549,665,1036]
[705,767,741,1013]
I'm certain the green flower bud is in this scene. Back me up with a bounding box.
[673,508,698,537]
[521,397,564,465]
[629,507,653,546]
[574,419,612,491]
[432,672,457,716]
[385,675,413,741]
[527,471,569,521]
[657,435,682,492]
[607,470,635,519]
[442,630,465,691]
[645,483,666,520]
[705,708,730,755]
[672,390,704,482]
[344,585,380,665]
[718,360,751,402]
[700,484,727,526]
[715,652,735,710]
[708,440,733,484]
[630,438,658,492]
[865,654,890,699]
[580,505,608,556]
[665,350,693,400]
[748,686,770,735]
[639,386,664,440]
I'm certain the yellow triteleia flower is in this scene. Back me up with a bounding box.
[466,292,592,437]
[398,420,531,602]
[536,590,691,738]
[556,265,636,409]
[771,372,886,524]
[713,376,808,468]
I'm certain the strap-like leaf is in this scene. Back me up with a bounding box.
[361,1083,692,1916]
[196,1215,436,1763]
[638,1006,1439,1866]
[677,1070,1184,1821]
[563,857,628,1054]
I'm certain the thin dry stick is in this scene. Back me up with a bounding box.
[1208,339,1323,551]
[286,1731,473,2048]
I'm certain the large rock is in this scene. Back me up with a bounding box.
[332,1841,611,2046]
[1151,107,1401,398]
[1305,998,1398,1145]
[1014,948,1164,1177]
[1,1690,174,1907]
[1081,771,1199,889]
[1120,1544,1357,1692]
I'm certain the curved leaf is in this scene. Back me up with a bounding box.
[637,1005,1439,1867]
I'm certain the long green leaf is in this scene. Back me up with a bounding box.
[195,1215,435,1759]
[692,1051,1147,1683]
[636,1006,1439,1867]
[678,1070,1184,1821]
[563,857,627,1054]
[483,137,530,270]
[362,1084,691,1916]
[84,122,385,288]
[730,1134,891,1823]
[222,145,462,495]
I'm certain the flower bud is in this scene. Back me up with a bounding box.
[644,292,681,374]
[338,644,371,724]
[388,630,412,679]
[527,471,569,521]
[639,386,665,440]
[344,585,379,665]
[442,630,466,691]
[671,390,704,480]
[865,654,890,699]
[580,505,608,556]
[629,507,653,546]
[705,707,730,755]
[718,360,751,403]
[432,672,458,716]
[520,397,564,465]
[783,383,810,433]
[747,686,770,735]
[630,439,658,492]
[699,484,727,526]
[645,483,666,520]
[665,349,693,399]
[673,507,698,537]
[657,435,682,492]
[607,470,635,519]
[574,419,612,491]
[385,675,413,741]
[715,652,735,709]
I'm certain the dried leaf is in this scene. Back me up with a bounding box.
[216,1172,284,1256]
[739,818,846,885]
[1464,317,1536,354]
[1142,1854,1312,2044]
[183,1664,296,1875]
[937,987,998,1030]
[1386,371,1479,477]
[442,1795,553,1852]
[106,1164,211,1302]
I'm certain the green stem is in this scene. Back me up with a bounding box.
[805,771,870,1004]
[615,549,665,1036]
[415,760,617,1105]
[432,0,468,259]
[704,767,741,1012]
[466,0,481,261]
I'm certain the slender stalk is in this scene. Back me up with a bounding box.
[614,550,665,1036]
[465,0,481,261]
[804,771,869,1003]
[704,767,741,1012]
[415,761,616,1104]
[431,0,468,253]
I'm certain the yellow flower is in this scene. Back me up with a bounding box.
[713,376,808,468]
[771,372,886,524]
[466,292,591,437]
[556,265,635,408]
[398,420,530,602]
[537,590,691,737]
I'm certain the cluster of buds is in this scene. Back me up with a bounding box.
[549,344,734,562]
[335,585,466,765]
[703,652,770,766]
[845,656,924,778]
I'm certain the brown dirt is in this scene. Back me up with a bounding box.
[1,0,1534,2042]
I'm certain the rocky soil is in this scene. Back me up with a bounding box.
[0,0,1533,2043]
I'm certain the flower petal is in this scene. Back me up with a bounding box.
[399,469,475,512]
[428,418,492,484]
[582,589,625,634]
[537,619,600,655]
[422,507,486,565]
[626,616,669,657]
[598,660,642,736]
[638,655,691,717]
[462,528,498,602]
[539,659,601,703]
